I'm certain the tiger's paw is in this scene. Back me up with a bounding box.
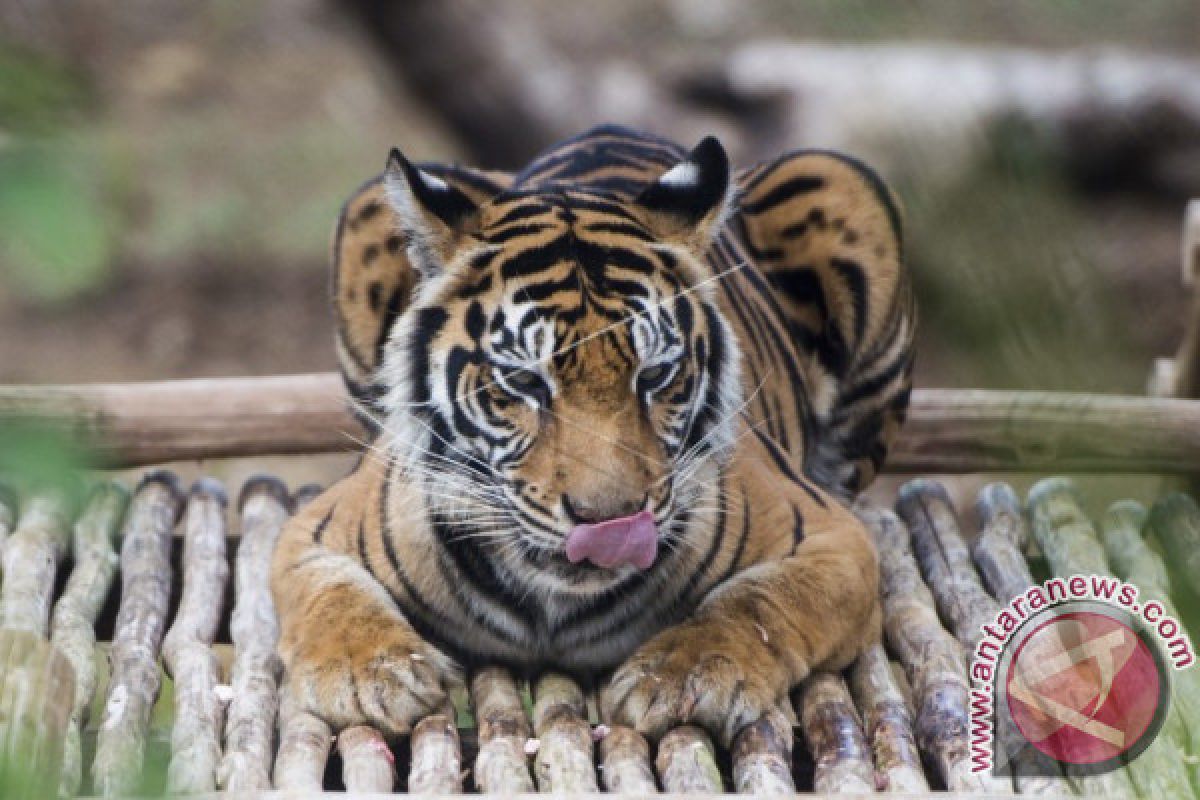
[601,621,795,748]
[282,619,459,736]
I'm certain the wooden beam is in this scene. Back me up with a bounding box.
[3,374,1200,474]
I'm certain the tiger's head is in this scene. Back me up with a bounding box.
[377,138,743,590]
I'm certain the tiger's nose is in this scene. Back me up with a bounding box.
[562,492,646,524]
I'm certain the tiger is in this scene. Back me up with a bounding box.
[272,124,914,747]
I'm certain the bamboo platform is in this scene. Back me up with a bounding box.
[1,467,1198,798]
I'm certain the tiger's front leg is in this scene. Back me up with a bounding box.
[271,480,458,736]
[602,497,880,747]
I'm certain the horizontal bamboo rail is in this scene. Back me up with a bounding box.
[5,374,1200,473]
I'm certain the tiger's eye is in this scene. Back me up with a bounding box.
[639,364,670,389]
[506,369,540,389]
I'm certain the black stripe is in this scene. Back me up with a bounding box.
[740,175,825,215]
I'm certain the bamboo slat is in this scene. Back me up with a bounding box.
[408,711,463,794]
[0,630,76,799]
[273,694,333,791]
[1025,479,1147,799]
[797,672,875,794]
[49,482,127,797]
[849,644,928,793]
[656,725,724,793]
[220,477,292,791]
[0,482,75,634]
[1102,500,1200,792]
[598,725,658,794]
[162,479,231,794]
[9,376,1200,473]
[338,726,396,793]
[897,480,1001,654]
[857,504,986,793]
[530,672,597,792]
[469,667,535,794]
[730,709,796,795]
[1147,492,1200,597]
[92,471,182,797]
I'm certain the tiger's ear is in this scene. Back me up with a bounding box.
[384,147,481,275]
[635,136,733,251]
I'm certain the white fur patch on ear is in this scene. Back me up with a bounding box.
[658,161,700,188]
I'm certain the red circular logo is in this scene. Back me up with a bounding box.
[1005,611,1164,766]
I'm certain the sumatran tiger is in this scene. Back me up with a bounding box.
[272,125,914,747]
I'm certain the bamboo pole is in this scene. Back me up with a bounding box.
[220,476,292,791]
[0,629,75,799]
[797,671,875,794]
[971,484,1074,796]
[857,504,984,792]
[9,376,1200,473]
[597,725,658,793]
[0,482,77,800]
[849,644,928,793]
[469,667,536,794]
[972,483,1037,605]
[337,725,395,793]
[408,710,463,793]
[656,725,724,793]
[0,482,75,634]
[92,471,182,797]
[162,479,231,794]
[1102,500,1200,791]
[1025,479,1144,799]
[1147,492,1200,597]
[49,481,128,797]
[897,479,1002,654]
[273,693,332,791]
[530,671,598,792]
[730,708,796,794]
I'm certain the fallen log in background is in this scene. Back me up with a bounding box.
[7,376,1200,473]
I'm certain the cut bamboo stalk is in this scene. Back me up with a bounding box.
[469,666,535,793]
[849,644,928,793]
[273,693,332,791]
[1147,492,1200,597]
[10,376,1200,473]
[597,725,658,794]
[797,671,875,794]
[1103,500,1200,791]
[972,483,1037,605]
[162,478,230,794]
[219,476,292,791]
[0,629,75,799]
[656,725,723,793]
[530,671,598,792]
[49,481,128,797]
[858,504,984,792]
[0,482,75,634]
[730,707,796,794]
[897,479,1002,654]
[1025,479,1141,799]
[967,484,1074,796]
[92,471,182,797]
[338,725,395,793]
[408,710,463,793]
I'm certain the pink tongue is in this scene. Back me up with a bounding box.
[564,510,658,570]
